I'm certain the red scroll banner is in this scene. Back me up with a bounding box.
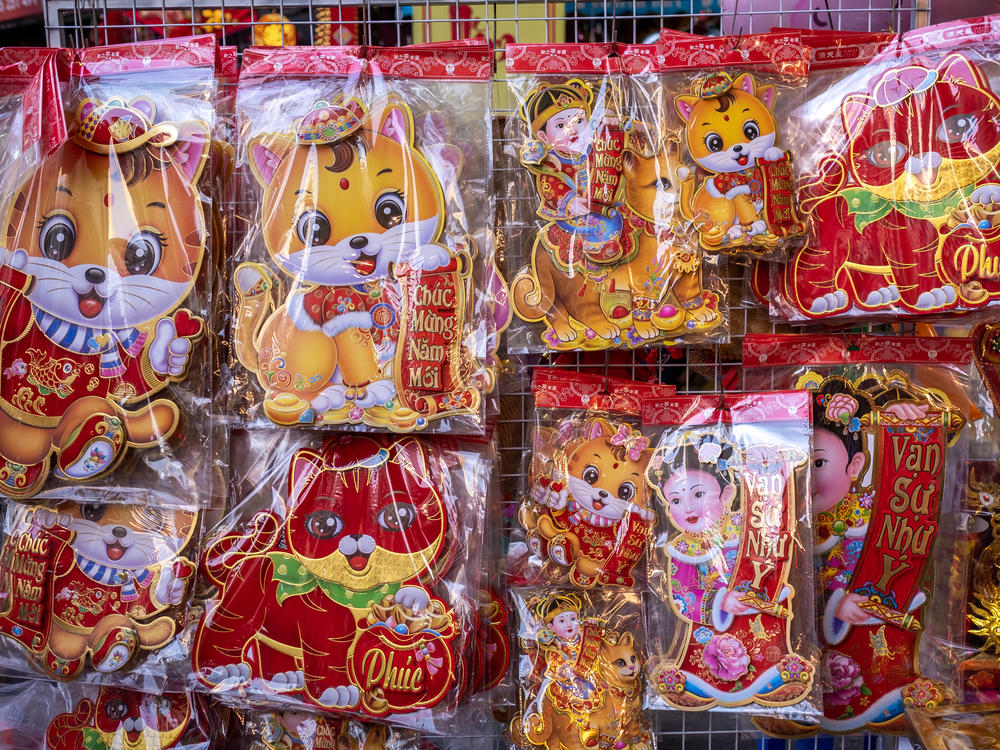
[821,408,960,732]
[759,157,800,236]
[394,252,478,426]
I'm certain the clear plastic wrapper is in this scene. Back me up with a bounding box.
[0,492,202,688]
[907,701,1000,749]
[241,711,423,750]
[188,430,489,730]
[0,680,227,750]
[228,44,504,434]
[508,588,651,750]
[509,369,675,589]
[641,392,820,719]
[655,32,809,261]
[0,36,219,505]
[743,333,974,735]
[505,43,726,352]
[772,15,1000,321]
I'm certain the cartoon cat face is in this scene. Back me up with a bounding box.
[676,74,778,175]
[623,139,685,223]
[54,500,195,569]
[5,112,209,330]
[249,100,446,286]
[565,419,650,522]
[600,632,640,684]
[843,54,1000,203]
[285,436,448,590]
[93,688,190,750]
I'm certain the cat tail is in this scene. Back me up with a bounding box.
[232,262,276,376]
[801,152,847,214]
[511,267,552,322]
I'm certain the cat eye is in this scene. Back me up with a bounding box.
[295,209,331,247]
[647,177,672,191]
[81,503,107,523]
[615,658,626,667]
[124,231,164,276]
[374,192,405,230]
[378,502,416,532]
[582,465,600,485]
[38,214,76,261]
[864,140,907,168]
[105,699,128,721]
[937,113,978,143]
[704,132,724,153]
[304,510,343,539]
[742,121,760,141]
[617,482,635,502]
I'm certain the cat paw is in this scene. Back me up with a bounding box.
[206,662,251,688]
[914,286,956,310]
[808,291,848,314]
[406,244,452,272]
[316,685,360,709]
[726,223,745,241]
[0,247,27,270]
[762,147,784,162]
[263,670,305,692]
[394,585,430,612]
[587,320,621,340]
[972,184,1000,205]
[149,317,192,377]
[748,220,768,236]
[351,378,395,408]
[547,321,579,344]
[863,286,897,307]
[311,385,348,414]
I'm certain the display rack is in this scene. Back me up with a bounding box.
[42,1,928,746]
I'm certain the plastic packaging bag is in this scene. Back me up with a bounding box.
[655,32,809,260]
[0,35,219,503]
[0,493,201,687]
[229,43,503,433]
[743,333,974,735]
[189,431,489,730]
[641,391,820,719]
[509,588,651,750]
[509,369,674,589]
[241,711,422,750]
[0,680,227,750]
[774,16,1000,320]
[505,43,726,351]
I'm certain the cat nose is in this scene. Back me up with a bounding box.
[349,236,368,250]
[348,533,364,541]
[598,490,608,498]
[732,144,744,153]
[84,267,106,284]
[111,526,127,539]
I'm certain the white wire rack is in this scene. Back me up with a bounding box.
[42,1,927,747]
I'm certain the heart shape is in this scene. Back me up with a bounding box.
[172,309,204,339]
[89,333,111,348]
[172,559,195,579]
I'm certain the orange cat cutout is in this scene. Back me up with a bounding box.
[233,97,479,431]
[0,97,209,497]
[675,72,804,254]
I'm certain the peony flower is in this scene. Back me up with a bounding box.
[703,634,750,682]
[823,651,864,706]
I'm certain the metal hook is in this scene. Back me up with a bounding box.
[731,29,743,53]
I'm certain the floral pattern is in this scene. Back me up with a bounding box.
[822,651,865,706]
[703,634,750,682]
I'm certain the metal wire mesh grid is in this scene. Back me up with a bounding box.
[44,1,926,747]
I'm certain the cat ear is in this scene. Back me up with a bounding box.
[734,73,756,97]
[167,122,210,185]
[674,95,698,123]
[841,94,877,136]
[288,448,326,505]
[755,84,777,110]
[620,632,634,647]
[585,419,607,441]
[939,53,987,89]
[247,133,293,187]
[375,100,413,147]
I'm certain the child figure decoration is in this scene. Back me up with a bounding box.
[192,435,459,715]
[785,54,1000,317]
[511,78,722,349]
[233,97,480,431]
[646,431,813,709]
[674,72,804,255]
[0,97,209,497]
[520,418,655,588]
[789,373,962,733]
[512,592,651,750]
